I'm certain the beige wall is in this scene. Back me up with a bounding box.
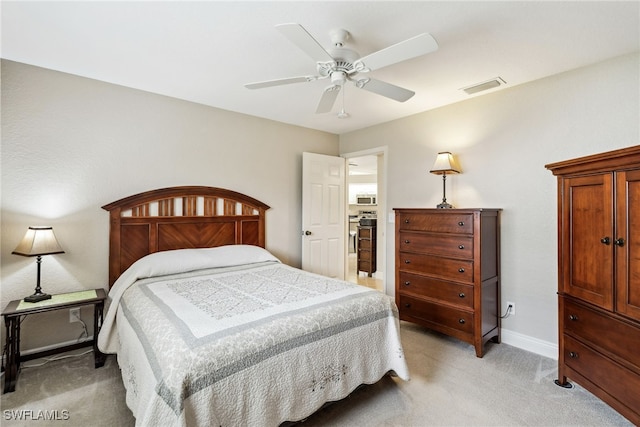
[0,60,338,351]
[339,52,640,353]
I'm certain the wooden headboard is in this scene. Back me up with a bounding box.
[102,186,270,286]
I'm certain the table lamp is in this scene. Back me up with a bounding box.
[430,151,461,209]
[12,226,65,302]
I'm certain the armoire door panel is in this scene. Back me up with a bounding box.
[563,174,614,309]
[616,169,640,321]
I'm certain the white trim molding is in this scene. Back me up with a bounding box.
[501,328,558,360]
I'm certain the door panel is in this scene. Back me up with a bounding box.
[616,169,640,321]
[302,152,346,278]
[562,174,614,308]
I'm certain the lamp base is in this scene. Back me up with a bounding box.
[24,292,52,303]
[436,202,454,209]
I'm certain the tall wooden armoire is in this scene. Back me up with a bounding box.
[546,146,640,425]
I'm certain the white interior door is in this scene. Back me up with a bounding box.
[302,152,346,279]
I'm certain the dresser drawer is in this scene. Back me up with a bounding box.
[399,271,474,309]
[358,238,374,251]
[398,212,474,234]
[399,295,473,334]
[563,297,640,371]
[399,252,474,283]
[564,335,640,415]
[358,227,375,239]
[399,231,473,258]
[358,249,373,262]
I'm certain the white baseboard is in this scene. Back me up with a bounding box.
[501,328,558,360]
[1,336,94,367]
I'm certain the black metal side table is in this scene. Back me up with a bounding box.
[2,288,107,393]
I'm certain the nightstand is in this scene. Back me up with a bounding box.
[2,288,107,393]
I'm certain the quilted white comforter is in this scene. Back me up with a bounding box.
[98,245,409,426]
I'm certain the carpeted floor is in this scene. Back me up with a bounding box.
[1,321,633,426]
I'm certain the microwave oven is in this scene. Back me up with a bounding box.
[356,194,377,205]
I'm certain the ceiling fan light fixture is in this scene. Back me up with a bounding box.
[337,110,350,119]
[461,77,506,95]
[331,71,347,85]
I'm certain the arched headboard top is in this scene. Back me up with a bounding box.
[102,186,270,286]
[102,186,270,215]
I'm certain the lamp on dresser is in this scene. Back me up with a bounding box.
[12,226,65,302]
[430,151,461,209]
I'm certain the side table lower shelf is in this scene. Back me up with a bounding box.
[2,288,107,393]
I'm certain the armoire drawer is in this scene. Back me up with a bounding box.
[399,231,473,258]
[398,213,474,234]
[563,297,640,371]
[398,271,474,309]
[399,252,474,283]
[398,295,473,334]
[563,335,640,414]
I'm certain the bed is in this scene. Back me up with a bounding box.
[98,186,409,426]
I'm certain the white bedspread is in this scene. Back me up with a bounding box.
[98,246,409,426]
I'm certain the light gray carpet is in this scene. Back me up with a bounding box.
[1,321,633,426]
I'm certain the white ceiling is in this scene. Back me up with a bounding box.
[2,1,638,135]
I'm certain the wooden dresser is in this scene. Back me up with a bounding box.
[394,208,501,357]
[546,146,640,425]
[357,224,377,277]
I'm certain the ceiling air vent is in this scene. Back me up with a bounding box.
[461,77,506,95]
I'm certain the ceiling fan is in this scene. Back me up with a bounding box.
[245,23,439,114]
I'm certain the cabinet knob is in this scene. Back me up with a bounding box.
[568,314,578,321]
[404,240,410,244]
[614,238,625,247]
[458,221,464,226]
[404,303,411,308]
[458,319,465,324]
[600,237,610,245]
[404,219,410,224]
[404,260,411,264]
[404,281,411,286]
[458,293,465,298]
[458,244,465,250]
[458,268,465,273]
[569,351,578,359]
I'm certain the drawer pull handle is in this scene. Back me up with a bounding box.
[404,303,411,308]
[458,268,465,273]
[458,319,465,324]
[458,244,465,250]
[458,221,464,226]
[458,293,465,298]
[600,237,610,245]
[404,219,410,224]
[614,238,625,247]
[404,281,411,286]
[568,314,578,321]
[404,260,411,264]
[569,351,578,359]
[404,240,410,244]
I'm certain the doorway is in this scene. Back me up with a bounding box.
[344,148,386,293]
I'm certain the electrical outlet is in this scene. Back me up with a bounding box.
[69,308,81,323]
[506,301,516,316]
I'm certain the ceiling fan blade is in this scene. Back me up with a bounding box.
[245,76,316,89]
[316,85,341,113]
[355,33,438,71]
[276,23,335,63]
[356,78,415,102]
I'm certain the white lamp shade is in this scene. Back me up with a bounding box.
[430,152,461,175]
[12,226,64,257]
